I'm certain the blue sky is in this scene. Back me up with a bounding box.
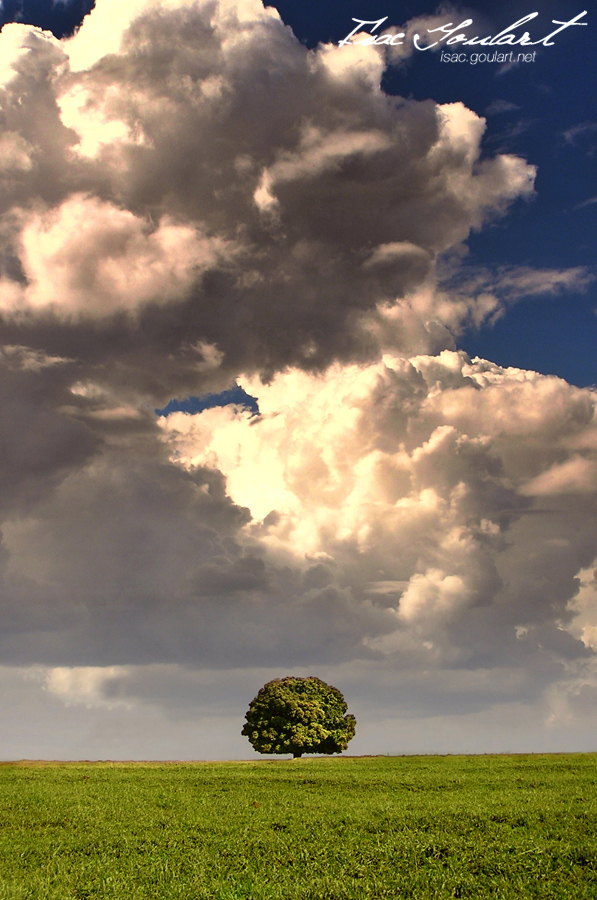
[0,0,596,760]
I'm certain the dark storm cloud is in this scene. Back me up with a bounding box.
[0,347,98,512]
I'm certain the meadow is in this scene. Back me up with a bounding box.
[0,754,595,899]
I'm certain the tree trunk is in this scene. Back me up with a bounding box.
[292,751,302,759]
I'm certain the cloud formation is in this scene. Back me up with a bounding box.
[0,0,538,386]
[160,353,597,664]
[0,0,594,755]
[2,351,596,726]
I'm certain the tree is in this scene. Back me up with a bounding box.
[241,676,356,758]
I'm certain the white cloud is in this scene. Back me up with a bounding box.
[63,0,160,71]
[155,352,597,676]
[0,194,233,317]
[44,666,133,709]
[58,84,133,158]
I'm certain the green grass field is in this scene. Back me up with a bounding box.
[0,754,595,899]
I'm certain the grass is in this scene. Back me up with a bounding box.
[0,754,596,899]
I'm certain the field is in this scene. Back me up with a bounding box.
[0,754,596,899]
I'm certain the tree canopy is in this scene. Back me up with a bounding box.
[241,676,356,758]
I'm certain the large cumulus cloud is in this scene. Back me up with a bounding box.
[160,353,597,664]
[0,0,539,390]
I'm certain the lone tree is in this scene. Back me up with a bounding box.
[241,676,356,758]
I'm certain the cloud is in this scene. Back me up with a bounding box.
[0,345,99,515]
[426,264,595,336]
[566,567,597,651]
[0,193,234,317]
[151,352,597,677]
[0,0,536,387]
[44,665,133,709]
[521,456,597,496]
[0,349,594,694]
[0,132,33,172]
[485,99,521,115]
[563,121,597,147]
[482,266,594,299]
[573,196,597,211]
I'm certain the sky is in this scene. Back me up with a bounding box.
[0,0,595,760]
